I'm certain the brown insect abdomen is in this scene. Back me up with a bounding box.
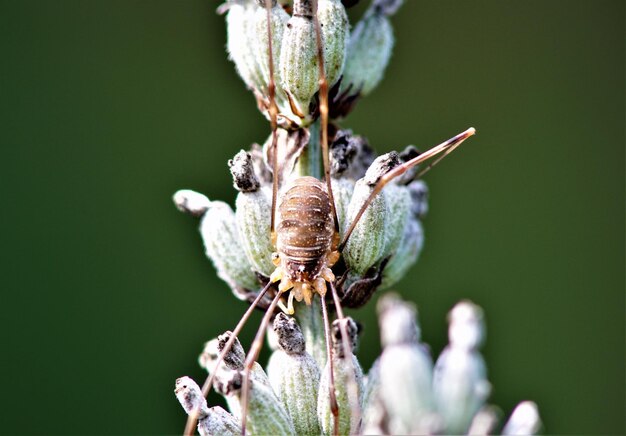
[276,176,335,282]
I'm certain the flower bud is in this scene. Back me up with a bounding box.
[330,177,355,237]
[377,294,435,434]
[342,152,401,275]
[251,0,289,93]
[173,189,210,217]
[175,376,242,436]
[381,183,411,259]
[235,186,275,277]
[318,354,364,435]
[216,370,296,435]
[317,0,349,88]
[266,313,321,435]
[279,1,318,118]
[502,401,542,435]
[342,0,403,97]
[198,199,259,291]
[295,302,328,369]
[381,216,424,289]
[467,406,500,435]
[408,179,429,219]
[449,300,485,351]
[225,1,265,92]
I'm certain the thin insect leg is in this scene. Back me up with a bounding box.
[240,290,283,435]
[311,0,340,236]
[330,280,361,432]
[264,0,280,241]
[183,281,273,436]
[321,293,340,436]
[414,136,465,180]
[338,127,476,252]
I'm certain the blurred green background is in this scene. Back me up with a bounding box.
[1,0,623,434]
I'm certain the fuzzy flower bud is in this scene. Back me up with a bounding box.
[342,0,404,97]
[502,401,542,435]
[377,294,435,434]
[381,182,411,259]
[215,370,296,435]
[266,313,321,435]
[433,301,490,433]
[318,318,364,435]
[235,186,275,277]
[251,1,289,94]
[317,0,349,88]
[184,196,259,292]
[295,302,328,369]
[225,1,265,92]
[342,152,400,274]
[279,0,318,117]
[173,189,211,217]
[381,216,424,289]
[175,377,241,436]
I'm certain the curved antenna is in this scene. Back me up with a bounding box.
[240,290,283,435]
[311,0,340,236]
[183,281,272,436]
[338,127,476,252]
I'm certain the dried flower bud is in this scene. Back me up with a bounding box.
[235,186,275,277]
[381,216,424,289]
[331,317,359,358]
[502,401,542,435]
[378,294,435,433]
[342,0,403,97]
[229,150,261,193]
[266,313,321,435]
[196,199,259,291]
[225,1,265,92]
[173,189,211,217]
[317,0,349,88]
[175,376,209,418]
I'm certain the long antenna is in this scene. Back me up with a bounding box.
[266,0,280,242]
[321,293,340,436]
[339,127,476,252]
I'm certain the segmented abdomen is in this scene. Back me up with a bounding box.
[277,176,334,281]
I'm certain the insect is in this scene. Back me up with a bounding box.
[181,1,475,434]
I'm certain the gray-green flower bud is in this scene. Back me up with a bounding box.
[342,152,401,275]
[279,1,318,118]
[318,0,349,89]
[251,0,289,94]
[381,182,411,259]
[295,302,327,368]
[342,0,404,97]
[381,216,424,289]
[361,358,384,434]
[226,1,265,92]
[267,313,321,435]
[216,370,296,435]
[502,401,542,435]
[235,186,275,277]
[175,376,242,436]
[197,198,259,291]
[330,177,355,238]
[317,351,364,435]
[377,294,435,434]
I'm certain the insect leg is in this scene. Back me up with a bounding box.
[321,292,340,435]
[338,127,476,252]
[330,280,361,431]
[183,280,272,436]
[264,0,280,242]
[240,289,283,435]
[312,0,340,236]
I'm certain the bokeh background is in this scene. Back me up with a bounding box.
[1,0,623,433]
